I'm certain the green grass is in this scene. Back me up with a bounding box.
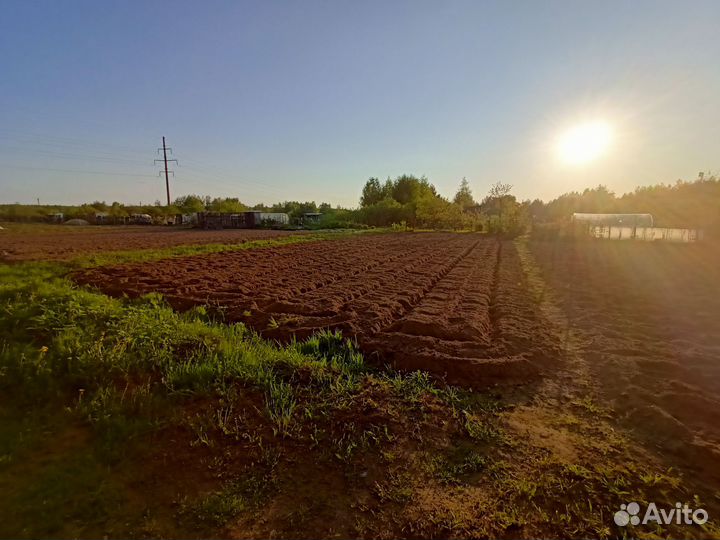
[0,405,127,538]
[0,447,123,538]
[428,444,487,485]
[1,237,468,538]
[186,468,277,527]
[0,259,377,437]
[0,248,388,536]
[265,378,297,435]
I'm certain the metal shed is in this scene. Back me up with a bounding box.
[302,212,322,224]
[197,211,289,229]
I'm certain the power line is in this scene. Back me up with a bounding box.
[0,145,152,166]
[179,157,304,200]
[2,165,156,178]
[179,165,289,198]
[0,129,149,154]
[0,128,349,205]
[182,157,282,191]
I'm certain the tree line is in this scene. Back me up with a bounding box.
[356,175,526,235]
[1,173,717,235]
[530,175,720,229]
[356,172,719,235]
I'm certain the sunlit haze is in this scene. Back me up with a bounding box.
[557,121,613,166]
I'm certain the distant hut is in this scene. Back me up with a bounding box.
[129,213,153,225]
[196,211,289,229]
[302,212,322,225]
[94,211,110,225]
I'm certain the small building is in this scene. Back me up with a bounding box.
[197,211,289,229]
[129,213,152,225]
[572,213,654,227]
[174,213,197,226]
[94,212,110,224]
[302,212,322,224]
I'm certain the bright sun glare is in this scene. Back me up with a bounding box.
[557,121,612,165]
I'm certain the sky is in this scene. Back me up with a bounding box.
[1,0,719,208]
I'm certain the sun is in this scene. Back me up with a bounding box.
[557,121,612,165]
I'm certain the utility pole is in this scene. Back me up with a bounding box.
[155,136,178,206]
[161,136,170,206]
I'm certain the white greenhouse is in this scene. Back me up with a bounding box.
[572,213,654,227]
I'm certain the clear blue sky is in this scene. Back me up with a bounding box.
[1,0,718,207]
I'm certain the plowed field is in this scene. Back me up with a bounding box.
[74,233,557,385]
[0,225,296,261]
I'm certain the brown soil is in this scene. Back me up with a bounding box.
[530,239,720,479]
[0,225,296,261]
[74,233,559,386]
